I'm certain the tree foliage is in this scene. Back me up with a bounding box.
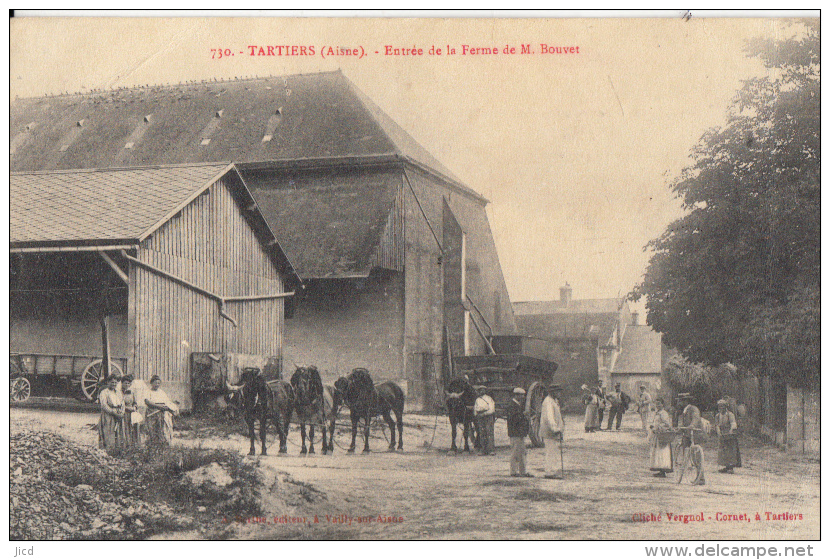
[634,21,819,388]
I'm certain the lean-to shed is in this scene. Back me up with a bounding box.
[10,163,296,409]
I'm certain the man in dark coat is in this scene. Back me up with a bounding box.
[507,387,532,477]
[606,382,631,431]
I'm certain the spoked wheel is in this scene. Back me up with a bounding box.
[10,377,31,403]
[526,381,546,448]
[677,445,705,485]
[80,359,124,402]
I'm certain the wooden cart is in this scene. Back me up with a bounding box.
[453,354,558,447]
[9,352,127,403]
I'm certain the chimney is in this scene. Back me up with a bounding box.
[631,312,639,325]
[560,283,572,306]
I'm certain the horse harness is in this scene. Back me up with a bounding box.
[342,377,394,413]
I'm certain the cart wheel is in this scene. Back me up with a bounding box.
[10,377,31,403]
[81,359,125,402]
[526,381,546,448]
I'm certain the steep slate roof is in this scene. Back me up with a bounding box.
[611,325,664,374]
[9,70,468,190]
[9,163,295,277]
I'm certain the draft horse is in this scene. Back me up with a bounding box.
[290,366,339,454]
[334,368,404,454]
[445,376,478,453]
[226,367,293,455]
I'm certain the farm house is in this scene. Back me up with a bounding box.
[10,163,296,409]
[10,70,517,410]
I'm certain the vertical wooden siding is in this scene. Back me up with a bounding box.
[133,177,284,399]
[370,183,405,271]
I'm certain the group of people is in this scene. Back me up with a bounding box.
[648,392,742,485]
[97,373,180,455]
[582,381,635,432]
[505,384,565,479]
[469,383,566,479]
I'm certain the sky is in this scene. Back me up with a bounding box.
[9,15,794,304]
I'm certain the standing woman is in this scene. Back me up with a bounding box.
[145,375,179,446]
[648,398,674,478]
[98,375,125,455]
[121,375,144,449]
[583,386,600,433]
[715,399,741,473]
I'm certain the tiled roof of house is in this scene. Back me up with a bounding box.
[513,298,623,316]
[513,297,626,342]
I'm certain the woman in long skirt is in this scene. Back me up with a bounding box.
[98,376,125,455]
[715,399,741,473]
[145,375,179,446]
[121,375,145,449]
[583,386,600,432]
[649,398,674,477]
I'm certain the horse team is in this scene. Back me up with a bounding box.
[226,366,405,456]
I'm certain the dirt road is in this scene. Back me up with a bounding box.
[10,407,819,540]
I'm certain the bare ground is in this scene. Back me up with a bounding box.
[10,406,819,540]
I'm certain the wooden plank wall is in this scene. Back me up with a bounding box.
[370,183,405,271]
[133,177,284,407]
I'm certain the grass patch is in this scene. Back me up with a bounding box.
[513,489,579,502]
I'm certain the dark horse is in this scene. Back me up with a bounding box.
[334,368,404,454]
[226,367,293,455]
[445,376,478,453]
[290,366,338,454]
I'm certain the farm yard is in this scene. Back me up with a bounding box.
[10,405,819,540]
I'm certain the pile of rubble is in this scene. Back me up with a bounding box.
[10,431,196,540]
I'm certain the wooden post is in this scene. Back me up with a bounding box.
[101,314,111,380]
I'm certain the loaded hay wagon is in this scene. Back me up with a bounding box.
[453,335,558,447]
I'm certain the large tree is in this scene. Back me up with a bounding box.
[634,21,819,388]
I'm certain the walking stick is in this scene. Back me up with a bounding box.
[559,432,565,477]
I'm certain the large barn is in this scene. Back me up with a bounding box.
[10,70,517,410]
[10,163,296,409]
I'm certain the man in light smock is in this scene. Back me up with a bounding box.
[540,384,564,479]
[473,386,496,455]
[637,385,654,431]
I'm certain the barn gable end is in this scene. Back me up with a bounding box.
[134,175,288,407]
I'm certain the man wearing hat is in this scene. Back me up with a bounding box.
[637,385,654,432]
[473,386,496,456]
[507,387,532,477]
[540,384,565,479]
[606,382,631,431]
